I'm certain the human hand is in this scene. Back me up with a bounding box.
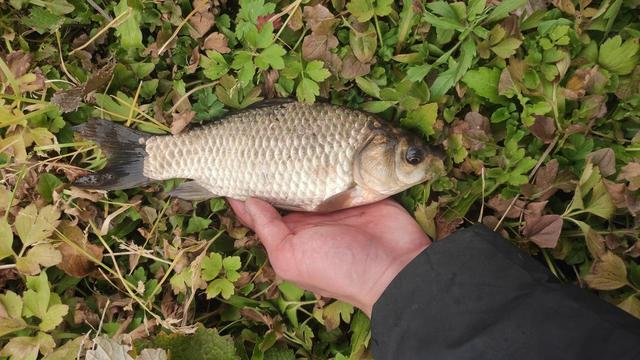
[228,198,431,316]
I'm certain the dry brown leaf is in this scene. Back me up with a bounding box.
[525,201,548,217]
[585,227,606,259]
[74,300,100,327]
[171,110,196,135]
[288,6,303,31]
[528,116,556,144]
[302,33,338,61]
[583,251,629,290]
[189,11,215,38]
[203,32,230,53]
[522,214,563,248]
[262,69,279,99]
[56,222,104,278]
[435,214,463,240]
[186,47,201,74]
[553,0,576,15]
[303,4,336,34]
[617,162,640,191]
[487,195,526,219]
[340,53,370,79]
[618,296,640,319]
[4,51,32,79]
[587,148,616,177]
[51,87,85,113]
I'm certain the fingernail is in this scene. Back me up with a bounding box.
[244,198,256,223]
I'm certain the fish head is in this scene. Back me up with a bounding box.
[353,125,444,196]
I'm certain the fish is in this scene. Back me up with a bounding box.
[73,98,444,212]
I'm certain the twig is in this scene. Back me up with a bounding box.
[168,81,219,115]
[86,0,112,21]
[478,167,485,222]
[69,8,132,56]
[158,4,207,55]
[56,31,80,85]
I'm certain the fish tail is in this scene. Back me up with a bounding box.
[73,119,152,190]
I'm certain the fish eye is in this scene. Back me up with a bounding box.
[405,147,424,165]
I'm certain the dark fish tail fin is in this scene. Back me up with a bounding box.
[73,119,152,191]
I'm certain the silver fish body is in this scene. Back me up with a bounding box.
[74,100,442,212]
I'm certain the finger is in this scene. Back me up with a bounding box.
[227,198,254,228]
[245,198,292,251]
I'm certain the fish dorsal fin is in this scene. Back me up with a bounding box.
[168,181,216,201]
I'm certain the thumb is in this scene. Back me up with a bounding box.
[244,198,291,251]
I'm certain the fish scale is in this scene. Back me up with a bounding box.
[143,101,374,210]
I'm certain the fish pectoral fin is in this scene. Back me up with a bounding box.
[168,181,216,201]
[313,186,387,212]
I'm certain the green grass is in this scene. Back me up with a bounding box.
[1,0,640,358]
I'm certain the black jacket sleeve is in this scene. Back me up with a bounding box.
[371,224,640,360]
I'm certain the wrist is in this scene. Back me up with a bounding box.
[358,242,430,317]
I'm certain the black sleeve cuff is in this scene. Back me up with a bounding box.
[370,224,640,360]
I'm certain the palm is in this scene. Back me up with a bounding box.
[229,198,430,315]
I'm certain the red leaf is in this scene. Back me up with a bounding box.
[528,115,556,144]
[523,214,563,248]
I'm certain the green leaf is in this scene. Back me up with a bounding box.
[209,198,227,212]
[462,67,503,103]
[598,36,640,75]
[401,103,438,137]
[422,12,465,31]
[323,301,354,330]
[491,38,522,58]
[0,291,23,319]
[350,23,377,63]
[0,218,13,260]
[222,256,241,272]
[38,304,68,332]
[264,347,295,360]
[0,318,28,337]
[361,100,395,113]
[347,0,374,22]
[278,281,304,301]
[255,44,286,70]
[130,63,155,79]
[23,272,50,319]
[355,77,381,98]
[201,253,223,281]
[140,79,159,99]
[296,78,320,103]
[584,181,615,219]
[430,38,476,98]
[40,0,74,15]
[42,337,83,360]
[15,204,60,247]
[185,216,212,234]
[201,51,230,80]
[206,278,235,299]
[0,332,55,360]
[406,64,431,82]
[17,243,62,275]
[114,0,143,49]
[22,7,64,34]
[37,174,62,203]
[486,0,526,23]
[348,311,371,359]
[305,61,331,82]
[134,324,240,360]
